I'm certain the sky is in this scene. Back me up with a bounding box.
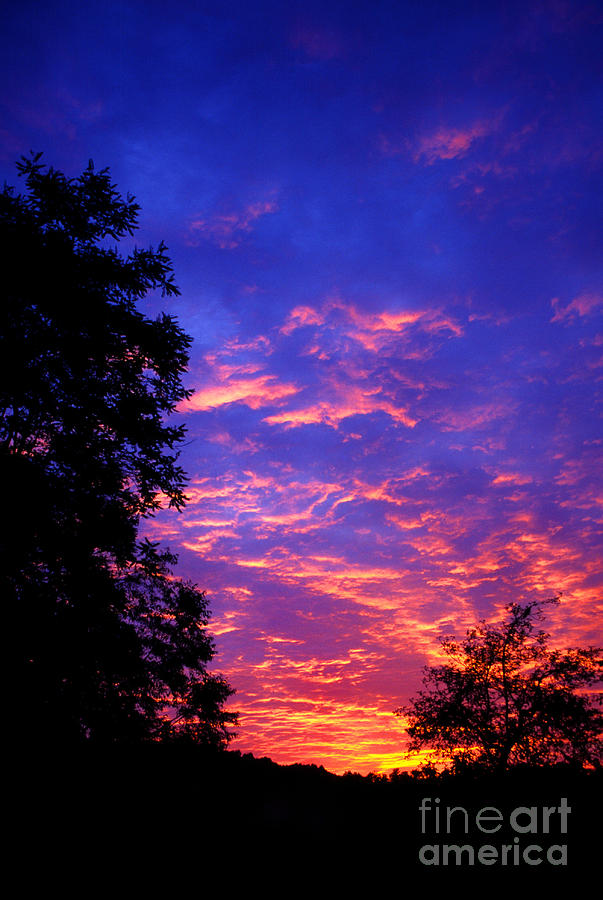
[2,0,602,774]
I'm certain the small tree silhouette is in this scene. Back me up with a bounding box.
[394,597,602,773]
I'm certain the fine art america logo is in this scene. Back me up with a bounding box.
[418,797,571,866]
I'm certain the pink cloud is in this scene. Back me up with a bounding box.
[186,196,278,248]
[279,297,462,350]
[436,399,517,432]
[180,374,298,412]
[413,114,503,165]
[138,286,603,774]
[280,305,328,335]
[551,292,603,323]
[208,430,262,455]
[221,334,273,356]
[140,406,603,775]
[492,472,533,486]
[263,383,417,430]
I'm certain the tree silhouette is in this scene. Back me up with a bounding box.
[1,153,237,746]
[394,597,602,773]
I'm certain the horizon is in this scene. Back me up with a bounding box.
[2,0,601,775]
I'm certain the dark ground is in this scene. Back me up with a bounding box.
[15,747,601,889]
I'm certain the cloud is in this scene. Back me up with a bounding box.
[491,472,533,486]
[143,410,602,772]
[208,430,262,455]
[143,293,601,774]
[379,110,507,171]
[435,399,517,432]
[414,118,501,164]
[263,385,417,430]
[347,307,462,351]
[280,305,328,335]
[181,374,298,412]
[551,292,603,323]
[379,112,505,166]
[279,297,462,351]
[186,196,279,249]
[178,297,462,433]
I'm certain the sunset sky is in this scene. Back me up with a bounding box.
[2,0,601,773]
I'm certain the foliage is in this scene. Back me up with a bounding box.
[1,153,237,746]
[394,597,602,772]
